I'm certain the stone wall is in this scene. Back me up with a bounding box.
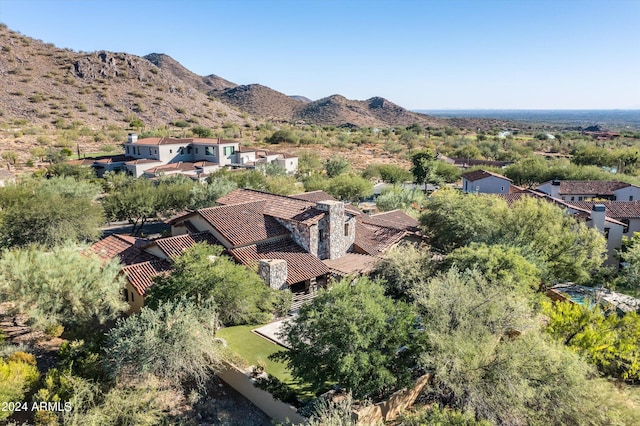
[258,259,288,290]
[316,200,349,260]
[352,374,431,423]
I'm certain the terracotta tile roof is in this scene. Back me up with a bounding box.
[229,238,330,285]
[564,201,640,219]
[541,180,635,196]
[92,155,136,164]
[367,210,419,231]
[323,253,380,276]
[124,159,162,165]
[217,189,326,224]
[88,234,158,265]
[122,259,173,296]
[197,201,290,247]
[150,232,219,259]
[461,169,512,183]
[353,219,407,256]
[290,190,337,203]
[145,162,199,174]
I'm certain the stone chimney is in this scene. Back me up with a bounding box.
[258,259,288,290]
[128,133,138,144]
[591,204,606,233]
[549,178,561,198]
[316,200,347,260]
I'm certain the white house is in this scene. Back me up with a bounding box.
[536,179,640,202]
[461,169,512,194]
[79,134,299,178]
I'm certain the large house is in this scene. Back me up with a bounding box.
[89,189,421,312]
[536,179,640,202]
[76,133,298,179]
[461,169,513,194]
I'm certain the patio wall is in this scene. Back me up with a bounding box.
[217,362,307,425]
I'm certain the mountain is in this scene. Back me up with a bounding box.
[143,53,237,93]
[0,25,250,129]
[0,24,501,131]
[214,84,305,120]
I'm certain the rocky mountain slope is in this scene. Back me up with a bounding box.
[0,24,506,131]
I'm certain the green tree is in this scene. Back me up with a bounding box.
[190,175,237,209]
[376,186,426,212]
[1,151,18,167]
[371,244,436,302]
[0,178,104,247]
[192,126,213,138]
[273,277,426,399]
[266,175,301,195]
[0,245,127,331]
[410,150,436,186]
[452,144,483,160]
[267,128,299,145]
[413,269,618,425]
[542,299,640,380]
[102,178,158,235]
[378,164,412,185]
[419,189,506,252]
[0,353,39,420]
[147,243,279,325]
[302,172,330,192]
[104,298,225,386]
[324,155,351,178]
[432,160,461,183]
[326,173,373,202]
[445,243,541,293]
[46,163,97,180]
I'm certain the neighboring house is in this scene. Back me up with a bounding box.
[461,169,513,194]
[75,133,298,178]
[89,189,422,312]
[536,179,640,202]
[564,201,640,238]
[498,189,625,267]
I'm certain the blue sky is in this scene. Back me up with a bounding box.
[1,0,638,109]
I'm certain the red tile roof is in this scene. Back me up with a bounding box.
[150,232,219,259]
[367,210,419,231]
[323,253,380,276]
[88,234,157,265]
[290,190,337,203]
[564,201,640,219]
[197,201,290,247]
[353,219,407,256]
[229,238,330,285]
[217,189,326,224]
[461,169,512,183]
[542,180,635,196]
[122,259,173,296]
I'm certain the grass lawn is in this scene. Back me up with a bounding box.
[217,324,319,398]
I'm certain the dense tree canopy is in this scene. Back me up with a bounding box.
[0,245,127,330]
[420,190,606,282]
[147,243,283,325]
[543,300,640,381]
[0,177,104,247]
[274,277,426,399]
[104,298,225,387]
[326,173,373,201]
[410,150,436,186]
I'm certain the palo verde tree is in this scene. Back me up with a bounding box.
[413,268,626,425]
[104,298,225,387]
[273,277,426,400]
[0,244,127,331]
[0,177,104,248]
